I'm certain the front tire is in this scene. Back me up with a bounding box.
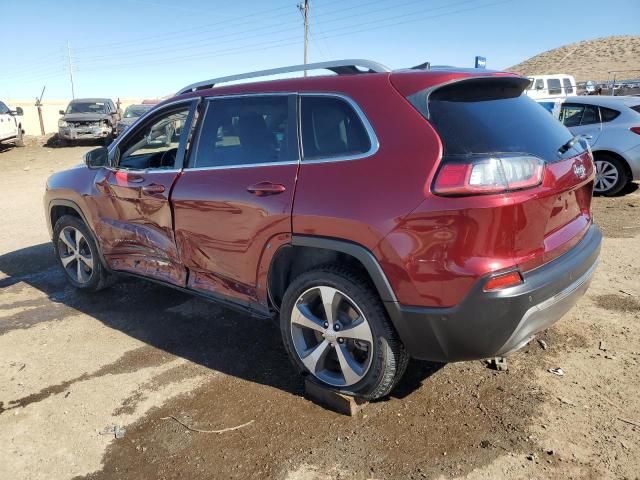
[594,154,629,196]
[15,127,24,147]
[280,265,409,400]
[53,215,112,292]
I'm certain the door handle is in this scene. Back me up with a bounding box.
[142,184,165,194]
[246,182,286,196]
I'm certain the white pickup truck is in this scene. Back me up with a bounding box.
[0,100,24,147]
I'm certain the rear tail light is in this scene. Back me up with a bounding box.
[630,127,640,136]
[483,271,523,291]
[433,155,544,195]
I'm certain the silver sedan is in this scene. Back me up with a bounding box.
[557,96,640,195]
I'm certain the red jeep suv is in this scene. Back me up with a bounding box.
[44,60,601,400]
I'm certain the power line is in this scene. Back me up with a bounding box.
[77,0,507,75]
[76,0,482,67]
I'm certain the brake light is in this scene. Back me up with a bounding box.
[483,271,523,291]
[433,155,544,195]
[630,127,640,135]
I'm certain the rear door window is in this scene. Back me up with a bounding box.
[300,96,371,160]
[427,77,583,161]
[192,95,296,168]
[580,105,599,125]
[547,79,562,95]
[560,104,584,127]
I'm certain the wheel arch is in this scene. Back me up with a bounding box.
[48,199,110,271]
[267,235,398,313]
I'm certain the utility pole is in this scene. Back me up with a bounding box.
[35,86,46,136]
[298,0,309,76]
[66,41,75,99]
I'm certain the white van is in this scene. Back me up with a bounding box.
[525,74,577,100]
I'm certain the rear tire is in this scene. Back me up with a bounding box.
[280,265,409,400]
[594,154,629,196]
[53,215,113,292]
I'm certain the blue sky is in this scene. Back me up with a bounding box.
[2,0,639,99]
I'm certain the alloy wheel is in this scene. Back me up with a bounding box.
[594,160,619,193]
[290,286,374,387]
[57,226,94,284]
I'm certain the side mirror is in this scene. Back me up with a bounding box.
[59,110,65,115]
[84,147,109,169]
[10,107,24,116]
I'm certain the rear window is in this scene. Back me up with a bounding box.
[547,79,562,95]
[426,77,584,161]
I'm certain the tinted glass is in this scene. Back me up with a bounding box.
[580,105,599,125]
[560,105,584,127]
[194,96,291,167]
[563,78,574,94]
[601,107,621,122]
[630,105,640,115]
[428,78,583,161]
[547,79,562,95]
[0,102,9,114]
[118,106,190,170]
[301,96,371,160]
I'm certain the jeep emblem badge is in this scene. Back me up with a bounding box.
[573,163,586,179]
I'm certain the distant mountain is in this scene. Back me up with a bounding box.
[508,35,640,81]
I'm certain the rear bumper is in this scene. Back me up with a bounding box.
[386,224,602,362]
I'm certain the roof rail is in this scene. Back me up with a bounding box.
[176,59,391,95]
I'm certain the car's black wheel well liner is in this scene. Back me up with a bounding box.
[267,235,397,311]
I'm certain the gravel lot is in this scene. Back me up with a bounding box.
[1,138,639,480]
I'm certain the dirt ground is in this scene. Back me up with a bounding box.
[1,138,639,480]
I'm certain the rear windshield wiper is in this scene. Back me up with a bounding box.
[558,135,582,155]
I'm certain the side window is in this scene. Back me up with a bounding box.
[563,78,574,95]
[534,79,544,90]
[547,79,562,95]
[193,96,291,168]
[580,105,599,125]
[117,105,190,170]
[600,107,620,123]
[300,96,371,160]
[560,104,584,127]
[0,102,9,114]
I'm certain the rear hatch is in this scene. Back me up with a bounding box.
[402,75,595,271]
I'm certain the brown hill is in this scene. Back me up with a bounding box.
[508,35,640,82]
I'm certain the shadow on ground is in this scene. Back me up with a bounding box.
[0,242,441,400]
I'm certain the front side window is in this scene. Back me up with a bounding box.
[116,105,190,170]
[0,102,9,114]
[563,78,574,94]
[534,79,544,90]
[300,96,371,160]
[547,79,562,95]
[193,96,292,168]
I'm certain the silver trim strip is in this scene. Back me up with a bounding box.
[176,59,391,95]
